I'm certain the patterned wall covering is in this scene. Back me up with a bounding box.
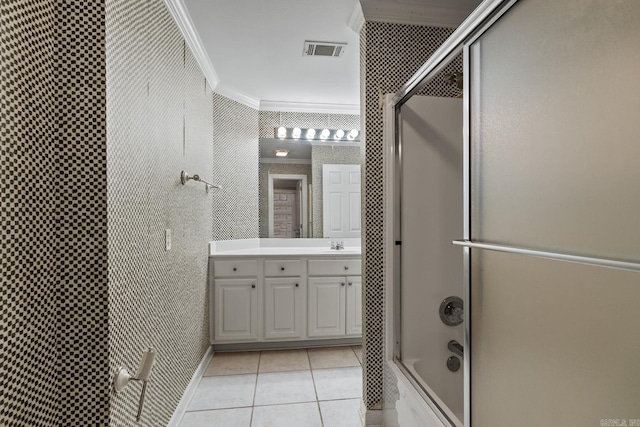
[57,0,110,423]
[259,163,312,238]
[106,0,213,425]
[1,1,62,424]
[212,93,259,240]
[311,145,361,238]
[360,21,457,410]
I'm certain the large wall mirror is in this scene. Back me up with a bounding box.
[259,130,361,238]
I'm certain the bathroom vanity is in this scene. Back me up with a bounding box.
[208,239,362,349]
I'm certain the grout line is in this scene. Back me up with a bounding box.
[307,349,325,427]
[250,351,262,426]
[252,399,320,408]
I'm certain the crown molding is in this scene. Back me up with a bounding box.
[164,0,220,88]
[348,2,365,34]
[259,100,360,115]
[165,0,361,114]
[359,0,477,28]
[214,83,261,110]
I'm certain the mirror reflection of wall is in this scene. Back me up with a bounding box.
[258,111,361,238]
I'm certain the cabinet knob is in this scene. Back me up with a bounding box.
[251,284,256,288]
[280,266,285,271]
[341,282,345,286]
[348,282,352,286]
[344,266,349,270]
[233,267,237,272]
[295,283,299,287]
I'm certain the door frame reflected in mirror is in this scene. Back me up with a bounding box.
[268,174,308,238]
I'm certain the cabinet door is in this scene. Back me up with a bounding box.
[215,278,258,342]
[264,278,301,340]
[308,277,345,337]
[345,276,362,336]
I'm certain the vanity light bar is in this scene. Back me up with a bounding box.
[274,127,360,142]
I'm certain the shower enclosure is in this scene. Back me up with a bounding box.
[385,0,640,426]
[395,94,465,426]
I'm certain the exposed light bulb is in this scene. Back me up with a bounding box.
[320,129,330,139]
[292,127,301,139]
[274,150,289,157]
[348,129,359,140]
[306,129,316,139]
[277,126,286,139]
[335,129,345,140]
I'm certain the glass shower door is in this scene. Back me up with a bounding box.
[467,0,640,425]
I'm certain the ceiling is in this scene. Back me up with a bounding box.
[182,0,481,111]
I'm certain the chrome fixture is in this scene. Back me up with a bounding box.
[453,239,640,273]
[273,127,360,142]
[180,170,221,193]
[444,72,463,90]
[331,241,345,250]
[439,296,464,326]
[448,340,464,358]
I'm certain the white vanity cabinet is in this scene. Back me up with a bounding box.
[264,260,302,340]
[307,259,362,338]
[213,259,259,342]
[210,251,361,346]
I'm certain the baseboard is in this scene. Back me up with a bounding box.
[359,401,383,427]
[167,346,214,427]
[213,338,361,352]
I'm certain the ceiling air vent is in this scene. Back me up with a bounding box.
[303,41,346,58]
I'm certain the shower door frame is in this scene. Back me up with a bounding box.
[386,1,519,426]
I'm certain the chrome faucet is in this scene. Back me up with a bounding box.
[336,241,344,250]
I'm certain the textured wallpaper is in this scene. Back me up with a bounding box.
[212,93,260,240]
[1,1,63,424]
[360,21,457,410]
[58,0,110,423]
[106,0,213,425]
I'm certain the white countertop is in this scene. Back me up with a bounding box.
[209,238,361,257]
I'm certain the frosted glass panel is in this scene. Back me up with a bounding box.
[471,250,640,426]
[470,0,640,260]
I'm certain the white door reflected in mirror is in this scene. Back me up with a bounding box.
[322,164,361,238]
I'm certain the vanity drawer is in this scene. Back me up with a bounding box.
[308,259,361,276]
[264,260,301,277]
[214,260,258,277]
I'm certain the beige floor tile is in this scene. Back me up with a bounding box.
[259,349,310,373]
[204,351,260,376]
[352,345,363,364]
[308,346,361,369]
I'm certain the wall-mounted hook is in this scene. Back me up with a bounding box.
[113,348,157,422]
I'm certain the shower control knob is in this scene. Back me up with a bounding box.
[439,296,464,326]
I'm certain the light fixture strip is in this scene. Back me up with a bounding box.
[274,127,359,142]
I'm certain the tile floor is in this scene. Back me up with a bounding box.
[180,346,363,427]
